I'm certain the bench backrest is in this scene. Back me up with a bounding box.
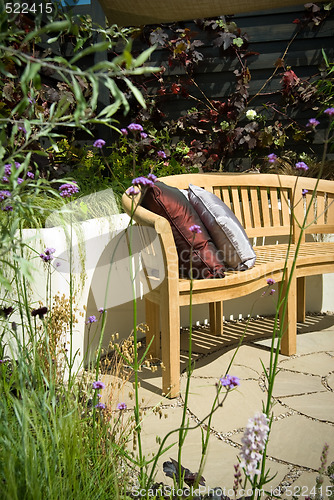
[158,173,334,242]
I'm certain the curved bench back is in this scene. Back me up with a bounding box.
[159,173,334,241]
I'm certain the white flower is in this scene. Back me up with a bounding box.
[240,412,269,480]
[246,109,257,120]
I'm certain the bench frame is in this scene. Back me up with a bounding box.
[122,173,334,397]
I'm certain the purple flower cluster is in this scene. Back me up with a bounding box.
[132,173,157,189]
[40,247,56,263]
[128,123,144,132]
[266,278,275,285]
[324,107,334,117]
[240,412,269,479]
[59,181,79,198]
[189,224,202,234]
[307,118,320,127]
[92,380,105,390]
[220,374,240,390]
[157,150,167,159]
[0,190,11,201]
[86,315,97,324]
[267,153,278,164]
[93,139,106,148]
[117,402,127,410]
[302,189,308,196]
[95,402,106,409]
[295,161,309,172]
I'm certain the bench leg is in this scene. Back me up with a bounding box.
[209,302,224,336]
[279,274,297,355]
[145,298,160,359]
[297,277,306,323]
[160,287,180,398]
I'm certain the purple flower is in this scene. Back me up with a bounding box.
[267,278,275,285]
[295,161,309,172]
[31,306,48,319]
[59,182,79,198]
[302,189,308,196]
[3,205,13,212]
[95,402,106,409]
[86,315,97,324]
[132,176,155,188]
[93,139,106,148]
[189,224,202,234]
[98,307,106,313]
[0,190,11,201]
[40,247,56,262]
[17,178,23,184]
[269,289,276,295]
[4,164,12,176]
[120,128,128,136]
[92,380,105,390]
[220,374,240,390]
[128,123,143,132]
[126,186,140,196]
[267,153,278,164]
[27,172,34,179]
[147,173,157,183]
[324,107,334,117]
[307,118,320,127]
[2,176,9,183]
[18,126,27,134]
[157,150,167,159]
[240,412,269,479]
[140,132,148,139]
[117,402,127,410]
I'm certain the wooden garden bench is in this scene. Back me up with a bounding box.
[122,173,334,398]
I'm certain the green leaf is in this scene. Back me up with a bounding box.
[132,44,156,67]
[123,77,146,109]
[69,41,110,65]
[23,20,72,43]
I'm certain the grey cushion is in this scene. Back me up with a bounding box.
[188,184,256,270]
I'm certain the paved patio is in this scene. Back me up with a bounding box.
[102,314,334,498]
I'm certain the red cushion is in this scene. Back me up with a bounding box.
[141,182,225,279]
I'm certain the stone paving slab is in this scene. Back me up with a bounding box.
[255,415,334,469]
[279,391,334,422]
[180,377,287,433]
[281,471,333,500]
[136,407,289,495]
[256,328,334,355]
[278,352,334,377]
[328,372,334,390]
[271,371,325,397]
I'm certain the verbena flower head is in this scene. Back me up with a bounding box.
[140,132,148,139]
[302,189,308,196]
[0,190,11,201]
[127,186,140,196]
[267,153,278,164]
[4,164,12,176]
[132,176,155,188]
[86,315,97,324]
[59,182,79,198]
[295,161,309,172]
[324,107,334,117]
[92,380,105,390]
[157,150,167,159]
[128,123,143,132]
[2,176,9,183]
[3,205,13,212]
[240,412,269,479]
[98,307,106,313]
[246,109,257,120]
[189,224,202,234]
[117,402,127,410]
[40,247,56,262]
[120,128,128,136]
[27,172,34,179]
[269,289,276,295]
[95,402,106,409]
[93,139,106,148]
[147,173,157,183]
[267,278,275,285]
[17,178,23,184]
[307,118,320,127]
[220,374,240,390]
